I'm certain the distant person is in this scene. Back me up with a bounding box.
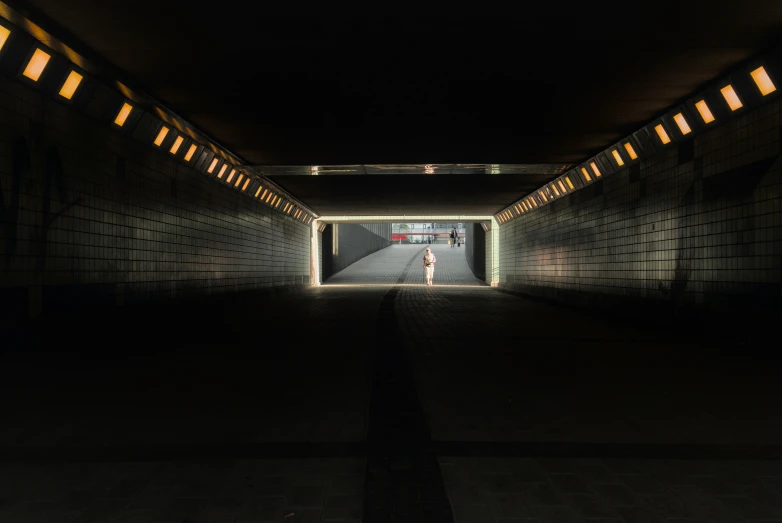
[422,247,436,285]
[450,227,457,248]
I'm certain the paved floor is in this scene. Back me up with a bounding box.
[1,244,781,522]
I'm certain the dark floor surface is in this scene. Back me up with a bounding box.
[1,244,781,522]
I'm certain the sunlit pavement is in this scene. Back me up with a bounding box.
[1,244,781,522]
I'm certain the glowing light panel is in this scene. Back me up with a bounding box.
[22,48,51,81]
[154,126,169,146]
[673,113,691,135]
[581,167,592,182]
[624,142,638,159]
[720,85,743,111]
[565,176,574,190]
[207,158,219,173]
[654,124,671,144]
[695,100,715,123]
[611,149,624,166]
[750,66,776,96]
[184,144,197,161]
[58,70,83,99]
[0,26,10,52]
[590,162,602,177]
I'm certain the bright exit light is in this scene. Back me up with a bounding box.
[184,143,197,161]
[654,124,671,144]
[695,100,715,123]
[750,66,776,96]
[611,149,624,166]
[154,126,169,146]
[169,135,184,154]
[23,48,51,81]
[623,142,638,159]
[58,70,83,99]
[0,26,10,52]
[720,85,743,111]
[673,112,691,135]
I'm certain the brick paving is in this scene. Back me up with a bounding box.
[1,244,781,522]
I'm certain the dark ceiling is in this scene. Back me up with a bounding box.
[9,1,782,215]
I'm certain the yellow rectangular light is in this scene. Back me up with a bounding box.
[580,167,591,182]
[234,174,243,187]
[276,198,282,207]
[673,113,691,135]
[225,169,235,183]
[0,26,10,52]
[551,184,560,196]
[720,85,743,111]
[751,66,776,96]
[539,190,548,202]
[654,124,671,144]
[217,164,228,178]
[242,178,250,191]
[168,136,183,155]
[58,70,83,99]
[114,102,133,126]
[255,186,263,197]
[564,176,574,190]
[558,180,567,193]
[694,100,715,123]
[184,143,197,161]
[23,48,51,81]
[261,189,268,200]
[207,158,219,173]
[154,126,169,146]
[531,198,538,207]
[611,149,624,166]
[623,142,638,159]
[266,192,273,203]
[590,161,602,177]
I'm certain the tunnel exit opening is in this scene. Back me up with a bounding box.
[311,215,499,287]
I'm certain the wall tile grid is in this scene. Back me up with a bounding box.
[499,97,782,310]
[0,76,311,317]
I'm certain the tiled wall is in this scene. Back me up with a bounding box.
[498,98,782,312]
[0,76,311,322]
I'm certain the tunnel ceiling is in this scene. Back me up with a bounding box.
[10,0,782,216]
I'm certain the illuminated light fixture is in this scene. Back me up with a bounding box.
[751,66,776,96]
[694,99,715,124]
[255,186,263,198]
[169,135,184,155]
[58,70,83,100]
[207,157,219,173]
[515,204,522,213]
[654,124,671,144]
[283,203,290,212]
[261,189,268,200]
[114,102,133,127]
[242,178,250,191]
[530,198,538,207]
[580,167,592,182]
[673,112,692,135]
[266,192,273,203]
[234,174,243,187]
[22,48,51,81]
[226,169,236,183]
[522,201,528,211]
[276,198,282,207]
[611,149,624,166]
[153,126,169,146]
[217,164,228,178]
[539,190,548,202]
[623,142,638,160]
[590,161,602,177]
[184,143,197,162]
[0,26,10,52]
[558,180,567,193]
[424,164,435,174]
[564,176,574,190]
[720,84,743,111]
[288,206,294,214]
[551,184,560,196]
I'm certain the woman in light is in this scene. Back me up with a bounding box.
[422,247,436,285]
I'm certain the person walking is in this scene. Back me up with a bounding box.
[450,227,457,248]
[422,247,436,285]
